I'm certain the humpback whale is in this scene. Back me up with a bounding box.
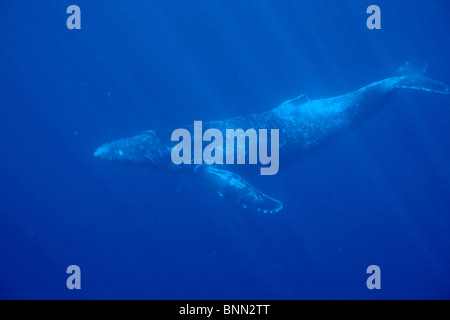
[94,61,449,213]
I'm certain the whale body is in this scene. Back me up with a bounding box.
[94,61,449,213]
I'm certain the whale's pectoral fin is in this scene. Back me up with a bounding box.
[196,166,283,213]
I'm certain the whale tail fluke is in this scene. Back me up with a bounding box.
[395,76,450,94]
[394,60,450,94]
[396,60,428,77]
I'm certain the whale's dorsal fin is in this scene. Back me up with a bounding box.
[281,94,309,107]
[196,165,283,213]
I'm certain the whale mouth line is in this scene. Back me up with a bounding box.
[94,145,108,157]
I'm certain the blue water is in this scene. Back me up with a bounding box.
[1,0,449,299]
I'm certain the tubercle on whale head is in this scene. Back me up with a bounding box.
[94,130,162,164]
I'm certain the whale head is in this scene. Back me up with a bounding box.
[94,130,165,166]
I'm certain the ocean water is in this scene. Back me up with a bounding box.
[0,0,449,299]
